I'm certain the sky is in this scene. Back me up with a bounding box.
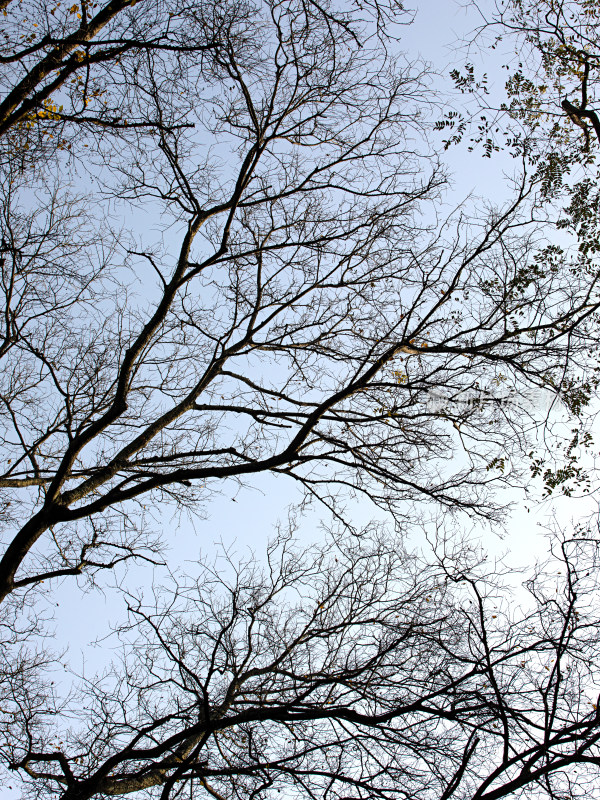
[2,0,600,797]
[28,0,600,687]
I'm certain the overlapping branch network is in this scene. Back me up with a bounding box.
[1,0,599,603]
[6,530,600,800]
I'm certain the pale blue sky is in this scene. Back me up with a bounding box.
[2,1,600,796]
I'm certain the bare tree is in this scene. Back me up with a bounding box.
[0,0,268,166]
[0,0,407,171]
[4,525,600,800]
[3,2,600,798]
[1,0,600,606]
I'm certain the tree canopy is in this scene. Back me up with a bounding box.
[1,1,600,798]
